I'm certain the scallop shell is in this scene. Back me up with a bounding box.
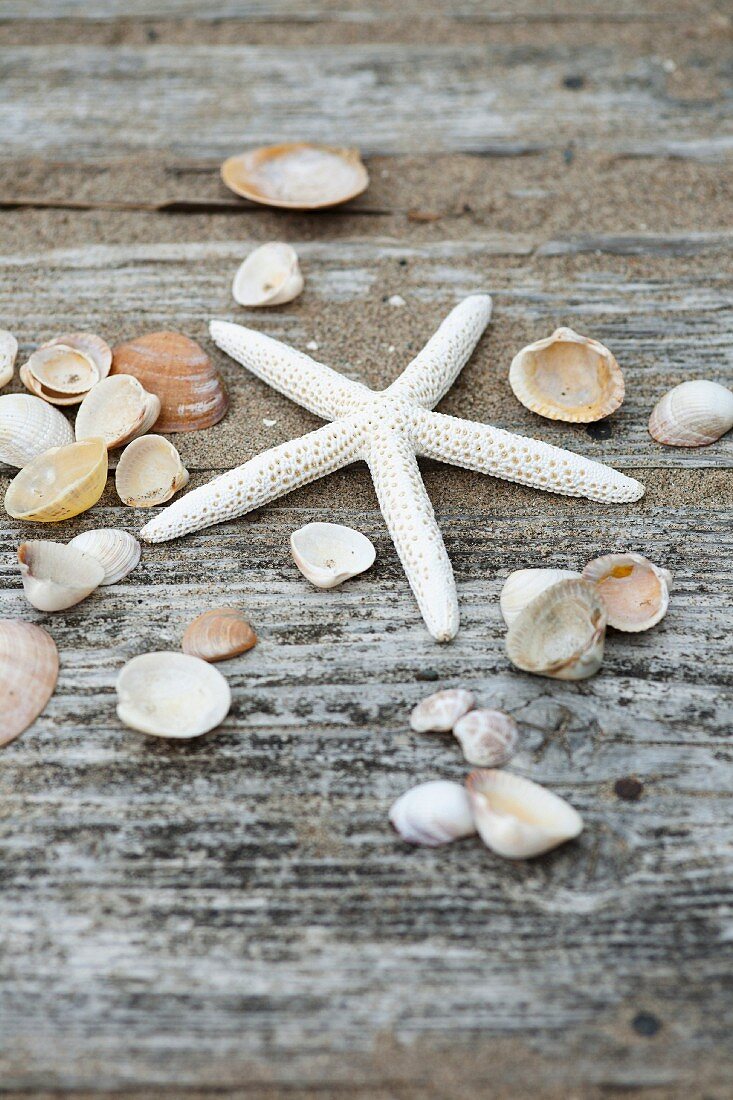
[232,242,304,308]
[389,780,477,847]
[466,769,583,859]
[115,435,189,508]
[648,380,733,447]
[0,619,59,747]
[69,528,141,585]
[0,393,74,468]
[5,437,108,522]
[75,374,161,448]
[499,568,582,627]
[582,552,672,632]
[0,329,18,389]
[290,522,376,589]
[453,710,519,767]
[111,331,228,433]
[505,577,606,680]
[17,540,104,612]
[116,651,231,738]
[409,688,475,733]
[182,608,257,662]
[221,143,369,210]
[509,327,625,423]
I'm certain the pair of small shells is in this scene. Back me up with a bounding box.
[290,522,376,589]
[21,333,112,406]
[649,379,733,448]
[116,435,189,508]
[17,530,141,611]
[410,688,519,769]
[510,327,625,423]
[0,619,59,746]
[233,243,303,308]
[222,142,369,210]
[0,329,18,389]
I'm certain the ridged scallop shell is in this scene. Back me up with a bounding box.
[509,327,625,423]
[0,619,59,746]
[221,143,369,210]
[648,380,733,447]
[453,710,519,767]
[389,780,477,847]
[182,608,257,662]
[499,568,582,627]
[116,651,231,737]
[115,435,189,508]
[0,393,74,468]
[506,577,606,680]
[75,374,161,448]
[582,552,672,632]
[18,540,104,612]
[69,529,141,585]
[5,437,108,522]
[409,688,475,733]
[466,769,583,859]
[232,242,304,307]
[0,329,18,389]
[290,522,376,589]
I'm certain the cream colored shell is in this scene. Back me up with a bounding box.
[0,393,74,468]
[116,651,231,737]
[466,769,583,859]
[5,437,108,522]
[221,143,369,210]
[509,327,625,423]
[505,577,606,680]
[582,552,672,632]
[648,379,733,447]
[76,374,161,449]
[17,540,105,612]
[69,528,141,585]
[389,780,477,847]
[453,709,519,767]
[0,619,59,746]
[290,522,376,589]
[409,688,475,733]
[232,243,304,307]
[0,329,18,389]
[26,344,99,396]
[499,568,582,628]
[115,435,189,508]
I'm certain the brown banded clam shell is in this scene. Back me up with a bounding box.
[182,608,257,663]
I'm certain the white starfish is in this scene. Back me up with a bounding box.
[140,296,643,641]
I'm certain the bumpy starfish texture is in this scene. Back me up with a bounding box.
[140,296,643,641]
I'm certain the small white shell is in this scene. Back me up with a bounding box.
[116,651,231,738]
[232,242,304,307]
[115,435,189,508]
[648,380,733,447]
[389,780,477,847]
[509,327,625,423]
[290,522,375,589]
[466,769,583,859]
[26,343,100,395]
[409,688,475,733]
[0,393,74,468]
[506,577,606,680]
[221,143,369,210]
[499,568,582,627]
[75,374,161,449]
[69,529,142,585]
[582,552,672,632]
[17,540,105,612]
[0,329,18,388]
[453,710,519,767]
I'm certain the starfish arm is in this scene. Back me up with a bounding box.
[210,320,371,421]
[386,294,492,409]
[140,416,366,543]
[413,410,645,504]
[366,428,459,642]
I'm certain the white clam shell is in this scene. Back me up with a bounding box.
[75,374,161,449]
[26,343,100,396]
[116,651,231,738]
[17,540,105,612]
[0,329,18,389]
[466,769,583,859]
[115,435,189,508]
[69,528,142,585]
[499,568,582,627]
[389,780,477,847]
[0,393,74,468]
[582,552,672,632]
[290,522,375,589]
[232,242,304,307]
[409,688,475,733]
[509,327,624,423]
[453,710,519,767]
[648,379,733,447]
[506,577,606,680]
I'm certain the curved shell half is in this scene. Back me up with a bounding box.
[76,374,161,448]
[0,393,74,468]
[69,528,141,585]
[499,568,581,627]
[26,343,99,396]
[232,242,304,307]
[466,769,583,859]
[453,709,519,767]
[221,143,369,210]
[0,619,59,746]
[582,552,672,632]
[506,577,606,680]
[182,608,257,663]
[648,380,733,447]
[290,522,376,589]
[115,435,189,508]
[116,651,231,737]
[410,688,475,733]
[389,780,477,847]
[18,540,105,611]
[509,327,625,423]
[0,329,18,389]
[5,437,108,522]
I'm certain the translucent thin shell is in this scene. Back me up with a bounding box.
[26,344,99,396]
[453,710,519,767]
[221,143,369,210]
[290,522,376,589]
[115,435,189,508]
[648,380,733,447]
[17,540,104,612]
[499,568,581,627]
[75,374,161,448]
[182,608,257,662]
[505,577,606,680]
[232,242,304,307]
[509,327,625,423]
[69,528,142,585]
[582,552,672,632]
[0,393,74,468]
[389,780,477,847]
[5,437,108,522]
[466,769,583,859]
[116,651,231,738]
[409,688,475,733]
[0,329,18,389]
[0,619,59,746]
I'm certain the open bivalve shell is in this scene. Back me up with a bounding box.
[582,552,672,632]
[509,327,624,423]
[75,374,161,448]
[21,333,112,407]
[410,688,475,733]
[506,577,606,681]
[115,435,189,508]
[18,540,105,612]
[0,329,18,389]
[182,608,257,663]
[389,780,477,847]
[5,437,108,522]
[116,651,231,738]
[290,522,376,589]
[466,769,583,859]
[0,393,74,468]
[453,710,519,768]
[648,380,733,447]
[499,568,581,628]
[0,619,59,746]
[69,529,141,585]
[232,242,304,307]
[222,143,369,210]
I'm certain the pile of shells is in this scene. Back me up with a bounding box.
[20,333,112,406]
[16,529,142,612]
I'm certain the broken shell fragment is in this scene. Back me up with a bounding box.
[582,552,672,632]
[509,327,625,423]
[17,540,104,612]
[232,242,304,308]
[69,528,141,585]
[0,619,59,747]
[466,769,583,859]
[506,577,606,680]
[75,374,161,448]
[221,143,369,210]
[116,651,231,738]
[290,522,376,589]
[26,343,99,397]
[182,608,257,663]
[115,435,189,508]
[648,380,733,447]
[409,688,475,733]
[0,329,18,388]
[499,568,582,628]
[389,780,477,847]
[5,437,108,522]
[0,393,74,468]
[453,710,519,768]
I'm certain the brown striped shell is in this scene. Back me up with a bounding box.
[182,608,257,663]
